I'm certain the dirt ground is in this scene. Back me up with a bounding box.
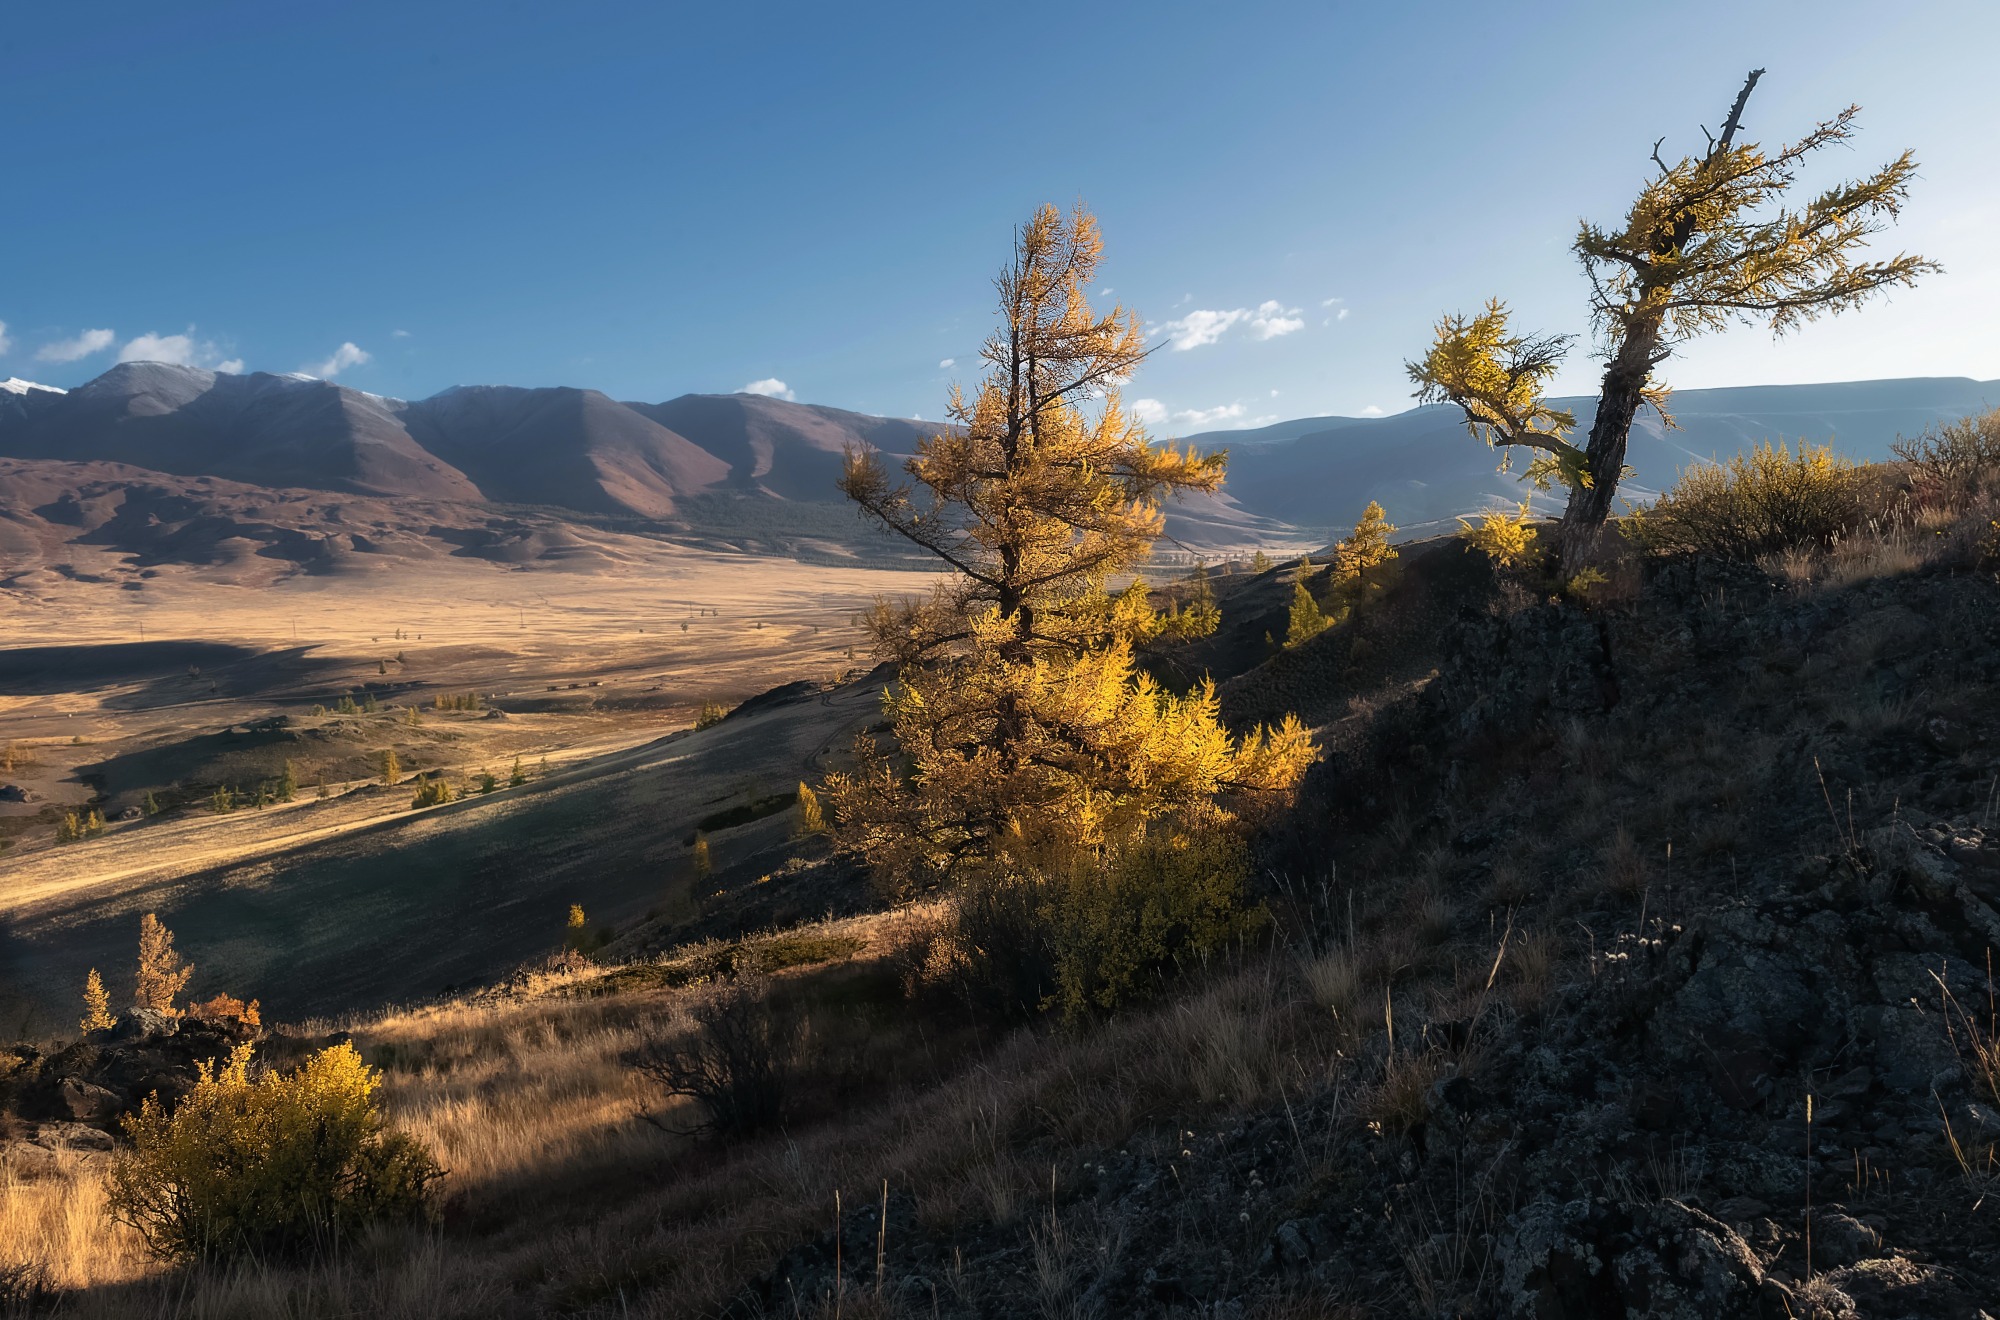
[0,541,935,1031]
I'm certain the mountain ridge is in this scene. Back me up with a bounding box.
[1,364,1992,571]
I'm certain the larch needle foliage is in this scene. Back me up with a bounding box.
[1459,502,1541,570]
[1408,69,1935,572]
[109,1041,440,1263]
[134,912,194,1016]
[826,204,1312,891]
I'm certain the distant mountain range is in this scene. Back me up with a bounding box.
[0,363,1992,578]
[1187,375,2000,535]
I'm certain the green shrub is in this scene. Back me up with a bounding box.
[108,1042,440,1262]
[1047,829,1259,1020]
[929,828,1259,1021]
[410,776,454,809]
[1626,440,1864,560]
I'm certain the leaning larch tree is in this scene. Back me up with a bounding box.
[827,204,1312,888]
[1408,70,1938,574]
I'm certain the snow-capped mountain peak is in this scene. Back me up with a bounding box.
[0,377,65,396]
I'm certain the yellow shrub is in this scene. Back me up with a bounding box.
[1626,440,1864,559]
[108,1042,439,1262]
[1458,501,1539,568]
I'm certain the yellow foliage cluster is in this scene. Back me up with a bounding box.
[844,637,1308,886]
[80,968,114,1032]
[1458,502,1541,569]
[134,912,193,1016]
[795,781,825,836]
[109,1042,439,1262]
[1408,302,1586,492]
[410,776,455,809]
[1329,501,1399,582]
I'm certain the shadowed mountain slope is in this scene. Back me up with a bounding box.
[1192,375,1999,535]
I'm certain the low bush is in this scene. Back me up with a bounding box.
[629,979,799,1138]
[1891,408,2000,510]
[919,828,1260,1021]
[108,1042,440,1263]
[1626,439,1865,559]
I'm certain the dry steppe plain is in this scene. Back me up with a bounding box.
[0,530,939,1029]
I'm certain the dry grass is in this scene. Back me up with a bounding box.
[0,920,1358,1318]
[1,1152,151,1293]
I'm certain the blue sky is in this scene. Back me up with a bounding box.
[4,1,1996,429]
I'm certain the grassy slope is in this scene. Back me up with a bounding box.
[8,492,2000,1316]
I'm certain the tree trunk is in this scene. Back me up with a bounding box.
[1556,322,1660,576]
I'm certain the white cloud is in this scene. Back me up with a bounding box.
[743,377,794,400]
[391,328,412,338]
[1249,301,1304,340]
[305,342,371,379]
[1153,299,1306,350]
[1337,308,1350,321]
[214,358,245,374]
[120,331,203,366]
[1320,297,1344,309]
[0,321,11,356]
[36,328,116,363]
[1130,398,1169,425]
[1358,404,1385,417]
[938,358,955,369]
[1154,308,1250,351]
[1174,403,1246,427]
[1270,389,1280,397]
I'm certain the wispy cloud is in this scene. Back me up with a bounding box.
[1153,308,1250,351]
[1152,298,1306,350]
[1136,398,1285,432]
[0,321,11,356]
[305,342,371,379]
[119,328,239,370]
[391,329,412,338]
[743,377,794,400]
[1358,404,1385,417]
[1249,300,1303,340]
[938,358,955,369]
[1175,402,1245,426]
[36,328,116,363]
[215,359,245,374]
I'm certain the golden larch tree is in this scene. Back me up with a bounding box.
[134,912,194,1016]
[81,968,115,1032]
[1408,70,1937,573]
[1330,502,1397,582]
[826,203,1313,888]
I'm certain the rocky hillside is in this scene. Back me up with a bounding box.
[6,471,1999,1318]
